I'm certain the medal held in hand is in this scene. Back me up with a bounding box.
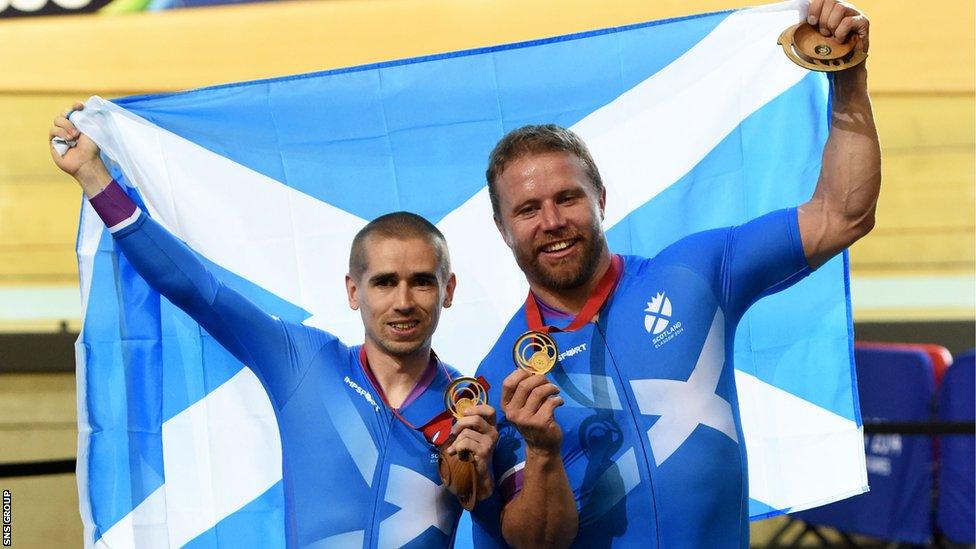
[437,376,490,510]
[361,346,491,510]
[517,255,624,375]
[445,376,489,419]
[777,23,867,72]
[513,331,558,375]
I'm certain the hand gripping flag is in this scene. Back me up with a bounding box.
[73,1,868,546]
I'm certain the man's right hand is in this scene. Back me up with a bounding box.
[49,102,111,196]
[501,369,564,453]
[499,369,577,547]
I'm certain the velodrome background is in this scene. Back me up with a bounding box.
[0,0,973,545]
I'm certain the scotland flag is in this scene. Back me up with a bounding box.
[73,1,867,546]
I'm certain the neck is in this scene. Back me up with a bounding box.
[529,249,613,314]
[362,340,432,409]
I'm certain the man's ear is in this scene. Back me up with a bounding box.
[443,273,457,308]
[598,186,607,222]
[345,274,360,310]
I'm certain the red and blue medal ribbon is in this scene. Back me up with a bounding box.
[357,347,488,448]
[523,254,624,334]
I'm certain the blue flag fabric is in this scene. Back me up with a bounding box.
[73,1,867,546]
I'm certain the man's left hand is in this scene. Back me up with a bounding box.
[807,0,870,53]
[445,404,498,501]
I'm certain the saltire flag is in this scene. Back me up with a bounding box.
[72,0,867,546]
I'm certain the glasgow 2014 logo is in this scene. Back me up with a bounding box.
[644,292,683,348]
[644,292,672,335]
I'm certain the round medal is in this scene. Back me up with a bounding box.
[513,331,558,375]
[445,377,488,419]
[777,23,867,72]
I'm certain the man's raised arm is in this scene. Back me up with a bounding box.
[50,103,328,403]
[51,102,114,200]
[797,1,881,269]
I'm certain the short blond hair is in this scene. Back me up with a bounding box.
[486,124,604,217]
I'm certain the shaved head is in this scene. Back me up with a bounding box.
[349,212,450,281]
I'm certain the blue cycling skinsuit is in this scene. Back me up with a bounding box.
[90,180,466,548]
[472,208,812,548]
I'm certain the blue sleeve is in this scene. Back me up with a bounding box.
[112,212,336,405]
[720,207,811,320]
[658,208,811,322]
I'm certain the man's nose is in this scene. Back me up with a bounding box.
[393,282,415,312]
[540,201,566,232]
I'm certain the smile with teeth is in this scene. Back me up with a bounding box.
[388,320,419,330]
[541,238,578,253]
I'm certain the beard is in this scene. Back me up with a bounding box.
[513,222,606,292]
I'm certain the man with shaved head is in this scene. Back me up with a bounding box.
[51,104,497,548]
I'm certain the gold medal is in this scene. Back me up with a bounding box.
[445,377,488,419]
[513,331,558,375]
[777,23,867,72]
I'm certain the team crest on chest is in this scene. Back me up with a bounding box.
[644,292,683,348]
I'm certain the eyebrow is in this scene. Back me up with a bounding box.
[510,185,587,214]
[368,273,397,285]
[511,198,540,214]
[411,272,439,283]
[367,271,439,284]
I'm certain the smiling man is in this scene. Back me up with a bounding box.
[50,104,498,548]
[473,3,879,547]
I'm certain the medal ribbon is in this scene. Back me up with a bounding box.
[523,254,624,334]
[357,347,488,447]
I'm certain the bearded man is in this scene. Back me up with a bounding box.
[472,1,879,546]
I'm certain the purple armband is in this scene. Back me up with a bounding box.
[89,180,140,233]
[498,463,525,502]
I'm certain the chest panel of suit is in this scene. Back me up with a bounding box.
[274,347,460,547]
[544,259,744,547]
